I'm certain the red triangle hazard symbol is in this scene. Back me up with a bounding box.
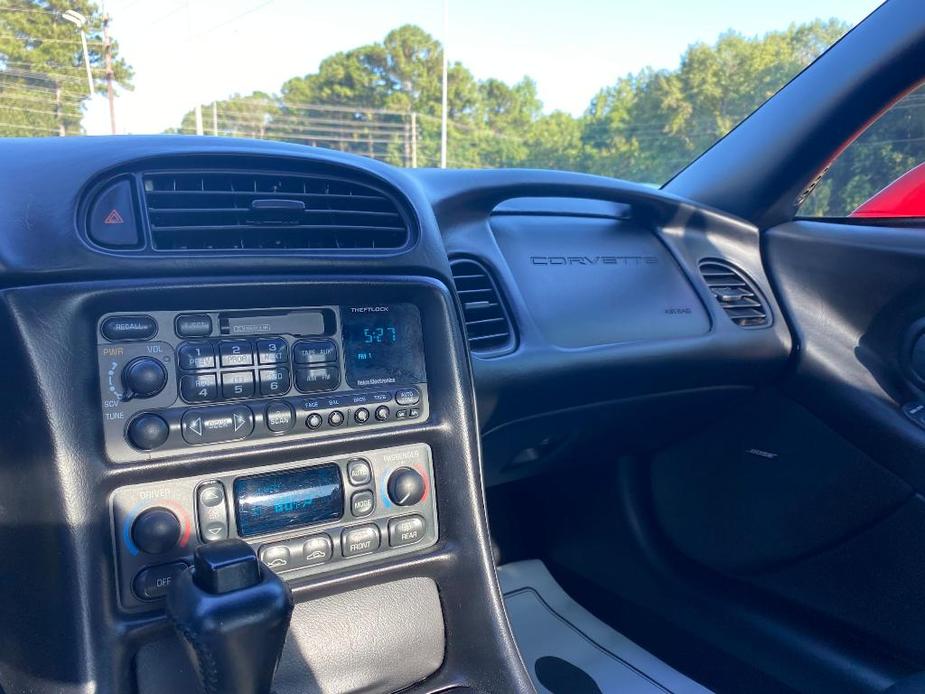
[104,209,125,224]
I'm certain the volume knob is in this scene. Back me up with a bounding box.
[122,357,168,398]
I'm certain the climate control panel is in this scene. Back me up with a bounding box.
[110,443,438,611]
[97,304,429,462]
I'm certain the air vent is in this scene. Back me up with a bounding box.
[698,260,771,328]
[141,171,410,251]
[450,258,515,354]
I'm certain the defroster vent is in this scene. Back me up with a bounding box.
[699,259,771,328]
[142,171,411,251]
[450,258,515,355]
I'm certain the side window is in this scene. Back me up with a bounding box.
[800,83,925,219]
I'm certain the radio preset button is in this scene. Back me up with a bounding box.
[328,410,345,427]
[181,405,254,444]
[127,413,169,450]
[351,490,375,518]
[306,412,323,429]
[257,337,289,365]
[388,515,426,548]
[395,387,421,406]
[292,339,337,365]
[301,535,333,567]
[259,367,290,396]
[341,524,380,557]
[259,544,292,571]
[354,407,370,424]
[133,562,187,601]
[178,342,216,370]
[175,314,212,338]
[222,370,255,399]
[375,405,390,421]
[101,315,157,342]
[180,373,218,403]
[294,366,339,393]
[265,401,295,433]
[220,340,254,368]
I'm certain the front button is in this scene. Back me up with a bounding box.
[388,515,426,548]
[222,370,255,399]
[259,544,292,571]
[180,373,218,403]
[220,340,253,367]
[133,562,187,600]
[257,337,289,365]
[101,315,157,341]
[265,401,295,432]
[181,405,254,444]
[300,535,333,566]
[259,367,290,396]
[341,525,380,557]
[295,366,339,393]
[395,387,421,406]
[351,490,375,517]
[347,459,372,486]
[178,342,216,371]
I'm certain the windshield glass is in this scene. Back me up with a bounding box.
[1,0,881,182]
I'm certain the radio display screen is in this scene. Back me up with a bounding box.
[341,304,425,388]
[234,464,343,537]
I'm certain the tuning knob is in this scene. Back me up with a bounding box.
[387,467,425,507]
[132,507,182,554]
[123,357,168,398]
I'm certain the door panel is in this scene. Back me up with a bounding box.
[686,218,925,664]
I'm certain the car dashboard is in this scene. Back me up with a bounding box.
[0,136,791,694]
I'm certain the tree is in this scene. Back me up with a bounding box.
[0,0,132,136]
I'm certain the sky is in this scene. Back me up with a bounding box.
[82,0,884,135]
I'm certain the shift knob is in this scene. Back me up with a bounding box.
[166,539,293,694]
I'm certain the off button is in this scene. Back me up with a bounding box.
[132,561,187,601]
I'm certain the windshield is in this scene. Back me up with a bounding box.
[1,0,881,182]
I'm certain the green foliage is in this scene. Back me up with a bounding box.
[0,0,132,136]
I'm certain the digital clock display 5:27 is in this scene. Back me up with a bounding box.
[342,303,425,388]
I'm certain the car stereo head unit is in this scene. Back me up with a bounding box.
[97,303,429,462]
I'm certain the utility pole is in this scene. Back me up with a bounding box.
[212,102,218,136]
[440,0,448,168]
[55,83,65,136]
[411,112,418,168]
[103,12,116,134]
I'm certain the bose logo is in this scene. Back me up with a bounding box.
[530,256,658,266]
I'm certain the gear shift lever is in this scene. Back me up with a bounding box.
[167,539,294,694]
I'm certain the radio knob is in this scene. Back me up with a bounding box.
[122,357,168,398]
[387,467,425,507]
[127,413,169,450]
[132,507,181,554]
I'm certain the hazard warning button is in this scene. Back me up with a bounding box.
[88,179,141,248]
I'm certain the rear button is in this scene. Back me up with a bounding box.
[101,315,157,342]
[388,515,426,548]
